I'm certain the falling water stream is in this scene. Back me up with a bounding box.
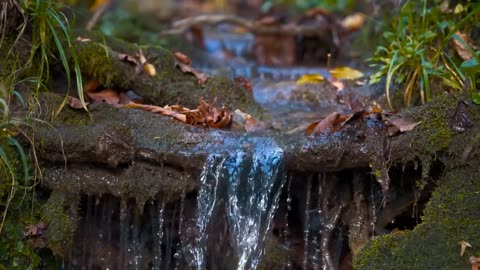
[186,138,286,270]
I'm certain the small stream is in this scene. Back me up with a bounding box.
[63,22,415,270]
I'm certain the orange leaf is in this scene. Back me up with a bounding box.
[87,89,120,105]
[84,80,101,94]
[174,52,192,65]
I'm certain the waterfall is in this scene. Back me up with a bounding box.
[187,138,286,270]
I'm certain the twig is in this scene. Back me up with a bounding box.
[86,2,110,31]
[160,14,331,37]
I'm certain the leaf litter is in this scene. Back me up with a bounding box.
[67,80,241,130]
[306,105,421,138]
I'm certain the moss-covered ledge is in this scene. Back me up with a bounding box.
[74,34,264,118]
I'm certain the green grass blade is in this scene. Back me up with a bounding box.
[385,51,406,109]
[8,137,29,185]
[420,55,431,103]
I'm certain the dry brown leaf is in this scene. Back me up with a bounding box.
[76,36,92,42]
[386,117,421,136]
[175,60,210,87]
[67,96,88,109]
[117,53,140,66]
[174,52,192,65]
[87,88,120,105]
[470,256,480,270]
[306,112,340,136]
[453,32,478,61]
[124,103,188,122]
[389,118,421,132]
[234,77,253,94]
[84,80,101,93]
[137,50,147,65]
[459,240,472,256]
[25,221,48,237]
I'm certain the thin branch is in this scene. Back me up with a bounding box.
[161,14,331,37]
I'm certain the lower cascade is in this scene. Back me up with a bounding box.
[185,139,286,270]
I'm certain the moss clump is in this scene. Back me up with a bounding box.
[354,167,480,270]
[42,191,80,257]
[54,106,91,126]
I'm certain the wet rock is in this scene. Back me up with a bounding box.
[95,124,136,167]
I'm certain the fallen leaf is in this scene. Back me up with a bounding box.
[386,117,421,136]
[234,77,253,93]
[117,53,140,66]
[371,105,383,114]
[84,80,101,93]
[453,32,478,61]
[174,52,192,65]
[306,112,340,136]
[25,221,48,237]
[470,256,480,270]
[296,74,325,85]
[137,50,147,65]
[459,240,472,256]
[144,63,157,77]
[124,103,188,122]
[454,3,464,14]
[330,66,364,80]
[125,98,231,129]
[341,13,365,32]
[175,59,210,87]
[76,36,92,42]
[67,96,88,109]
[87,88,120,105]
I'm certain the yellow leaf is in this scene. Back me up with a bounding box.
[296,74,325,85]
[144,63,157,77]
[454,4,464,14]
[330,66,364,80]
[341,13,365,32]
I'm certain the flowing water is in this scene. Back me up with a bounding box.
[186,138,286,270]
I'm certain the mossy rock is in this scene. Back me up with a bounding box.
[354,167,480,270]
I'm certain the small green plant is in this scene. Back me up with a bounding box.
[0,77,44,269]
[22,0,87,110]
[369,0,480,108]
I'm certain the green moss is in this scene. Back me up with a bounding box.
[42,191,80,257]
[76,40,120,87]
[55,106,91,126]
[355,167,480,270]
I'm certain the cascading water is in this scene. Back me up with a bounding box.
[186,138,286,270]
